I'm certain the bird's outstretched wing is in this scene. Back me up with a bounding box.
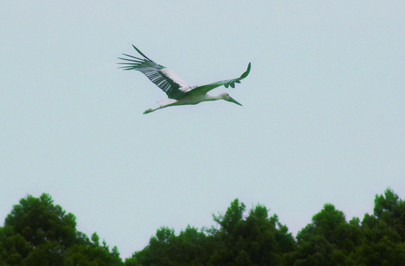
[189,62,251,95]
[118,45,192,99]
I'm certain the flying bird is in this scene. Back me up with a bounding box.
[118,45,251,114]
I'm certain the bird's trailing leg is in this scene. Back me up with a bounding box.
[143,107,161,114]
[143,99,178,114]
[143,105,171,114]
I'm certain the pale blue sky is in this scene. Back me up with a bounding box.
[1,1,404,259]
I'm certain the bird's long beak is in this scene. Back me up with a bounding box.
[228,97,243,106]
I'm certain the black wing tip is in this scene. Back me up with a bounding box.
[239,62,251,80]
[225,62,251,88]
[131,44,152,61]
[117,44,153,66]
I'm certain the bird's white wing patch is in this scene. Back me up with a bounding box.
[159,68,191,92]
[157,98,177,107]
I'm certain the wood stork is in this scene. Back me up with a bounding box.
[118,45,251,114]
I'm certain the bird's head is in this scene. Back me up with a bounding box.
[220,93,242,106]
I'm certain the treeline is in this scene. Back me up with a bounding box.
[1,189,405,265]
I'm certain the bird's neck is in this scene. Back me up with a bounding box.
[204,94,222,102]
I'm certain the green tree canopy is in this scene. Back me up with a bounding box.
[290,204,362,266]
[127,199,295,266]
[354,189,405,265]
[0,193,122,266]
[2,189,405,266]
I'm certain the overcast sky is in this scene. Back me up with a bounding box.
[1,1,404,259]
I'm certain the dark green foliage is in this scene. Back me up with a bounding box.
[289,204,361,266]
[209,200,295,266]
[126,189,405,266]
[127,199,295,266]
[2,189,405,266]
[126,226,213,266]
[0,193,122,266]
[352,189,405,265]
[288,189,405,266]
